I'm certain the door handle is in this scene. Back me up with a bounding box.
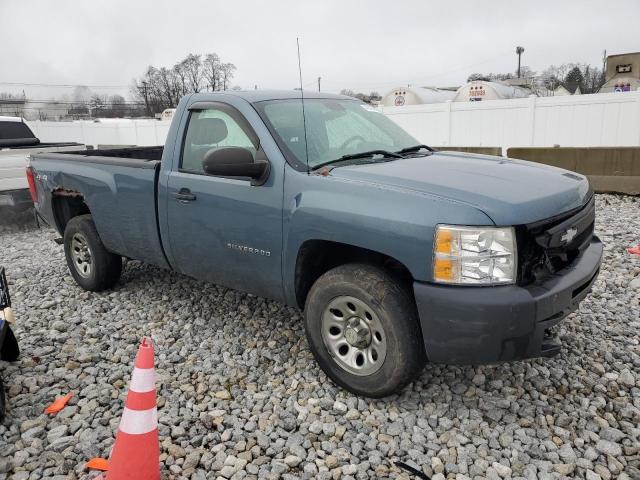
[174,188,196,202]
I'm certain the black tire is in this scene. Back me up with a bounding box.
[0,376,5,422]
[63,215,122,292]
[0,326,19,362]
[304,263,426,398]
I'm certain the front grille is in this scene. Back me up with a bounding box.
[517,196,595,285]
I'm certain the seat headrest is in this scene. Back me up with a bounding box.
[193,117,228,145]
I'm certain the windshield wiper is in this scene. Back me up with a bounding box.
[311,150,403,171]
[395,144,436,154]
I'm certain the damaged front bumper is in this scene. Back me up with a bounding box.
[413,236,603,364]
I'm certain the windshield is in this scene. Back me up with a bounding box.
[256,98,419,169]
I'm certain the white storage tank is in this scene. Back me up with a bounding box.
[381,87,456,106]
[453,81,531,102]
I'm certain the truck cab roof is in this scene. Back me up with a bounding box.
[190,89,355,104]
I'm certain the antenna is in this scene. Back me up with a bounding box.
[297,37,310,173]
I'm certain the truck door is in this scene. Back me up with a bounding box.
[164,101,283,301]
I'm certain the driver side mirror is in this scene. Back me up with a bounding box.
[202,147,270,186]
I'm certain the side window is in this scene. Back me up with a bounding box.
[181,107,257,174]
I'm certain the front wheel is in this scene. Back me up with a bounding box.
[63,215,122,292]
[304,263,426,398]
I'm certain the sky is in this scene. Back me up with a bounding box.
[1,0,638,101]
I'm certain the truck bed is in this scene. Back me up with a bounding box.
[30,147,169,270]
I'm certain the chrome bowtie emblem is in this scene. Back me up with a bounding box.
[560,227,578,244]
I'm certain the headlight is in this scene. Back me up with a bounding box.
[432,225,516,285]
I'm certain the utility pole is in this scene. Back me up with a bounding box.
[141,80,150,117]
[516,46,525,78]
[317,76,321,92]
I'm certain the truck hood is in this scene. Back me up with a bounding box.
[331,151,592,225]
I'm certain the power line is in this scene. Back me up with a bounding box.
[3,51,511,92]
[0,81,130,89]
[1,99,145,105]
[320,50,513,90]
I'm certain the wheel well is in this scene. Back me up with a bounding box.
[294,240,414,308]
[52,193,90,234]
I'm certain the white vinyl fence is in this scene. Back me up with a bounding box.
[380,91,640,149]
[29,119,172,148]
[27,91,640,149]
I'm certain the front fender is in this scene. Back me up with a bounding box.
[282,169,493,305]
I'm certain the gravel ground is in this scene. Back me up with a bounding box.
[0,194,639,480]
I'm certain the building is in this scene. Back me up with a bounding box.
[0,97,26,118]
[453,80,531,102]
[600,52,640,93]
[380,86,456,107]
[0,96,71,120]
[551,85,572,96]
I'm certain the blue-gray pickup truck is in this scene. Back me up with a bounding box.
[28,91,602,397]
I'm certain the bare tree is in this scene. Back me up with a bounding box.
[467,72,515,82]
[108,95,126,117]
[220,63,236,91]
[173,62,188,97]
[182,54,203,93]
[203,53,221,91]
[131,52,238,114]
[89,93,107,112]
[471,63,606,95]
[158,67,180,106]
[580,65,606,93]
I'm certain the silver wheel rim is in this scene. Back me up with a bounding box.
[71,233,93,278]
[321,295,387,376]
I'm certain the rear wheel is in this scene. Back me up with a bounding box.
[64,215,122,292]
[304,263,426,398]
[0,326,19,362]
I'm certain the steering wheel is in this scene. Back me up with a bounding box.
[339,135,366,150]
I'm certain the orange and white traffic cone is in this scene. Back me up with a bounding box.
[106,337,160,480]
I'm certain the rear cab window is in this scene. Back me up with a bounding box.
[0,121,39,148]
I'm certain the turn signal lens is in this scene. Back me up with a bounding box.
[435,228,453,254]
[434,258,455,281]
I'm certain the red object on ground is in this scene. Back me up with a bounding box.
[628,245,640,256]
[86,458,109,471]
[44,392,73,415]
[106,337,160,480]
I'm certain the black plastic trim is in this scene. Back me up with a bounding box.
[414,236,602,364]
